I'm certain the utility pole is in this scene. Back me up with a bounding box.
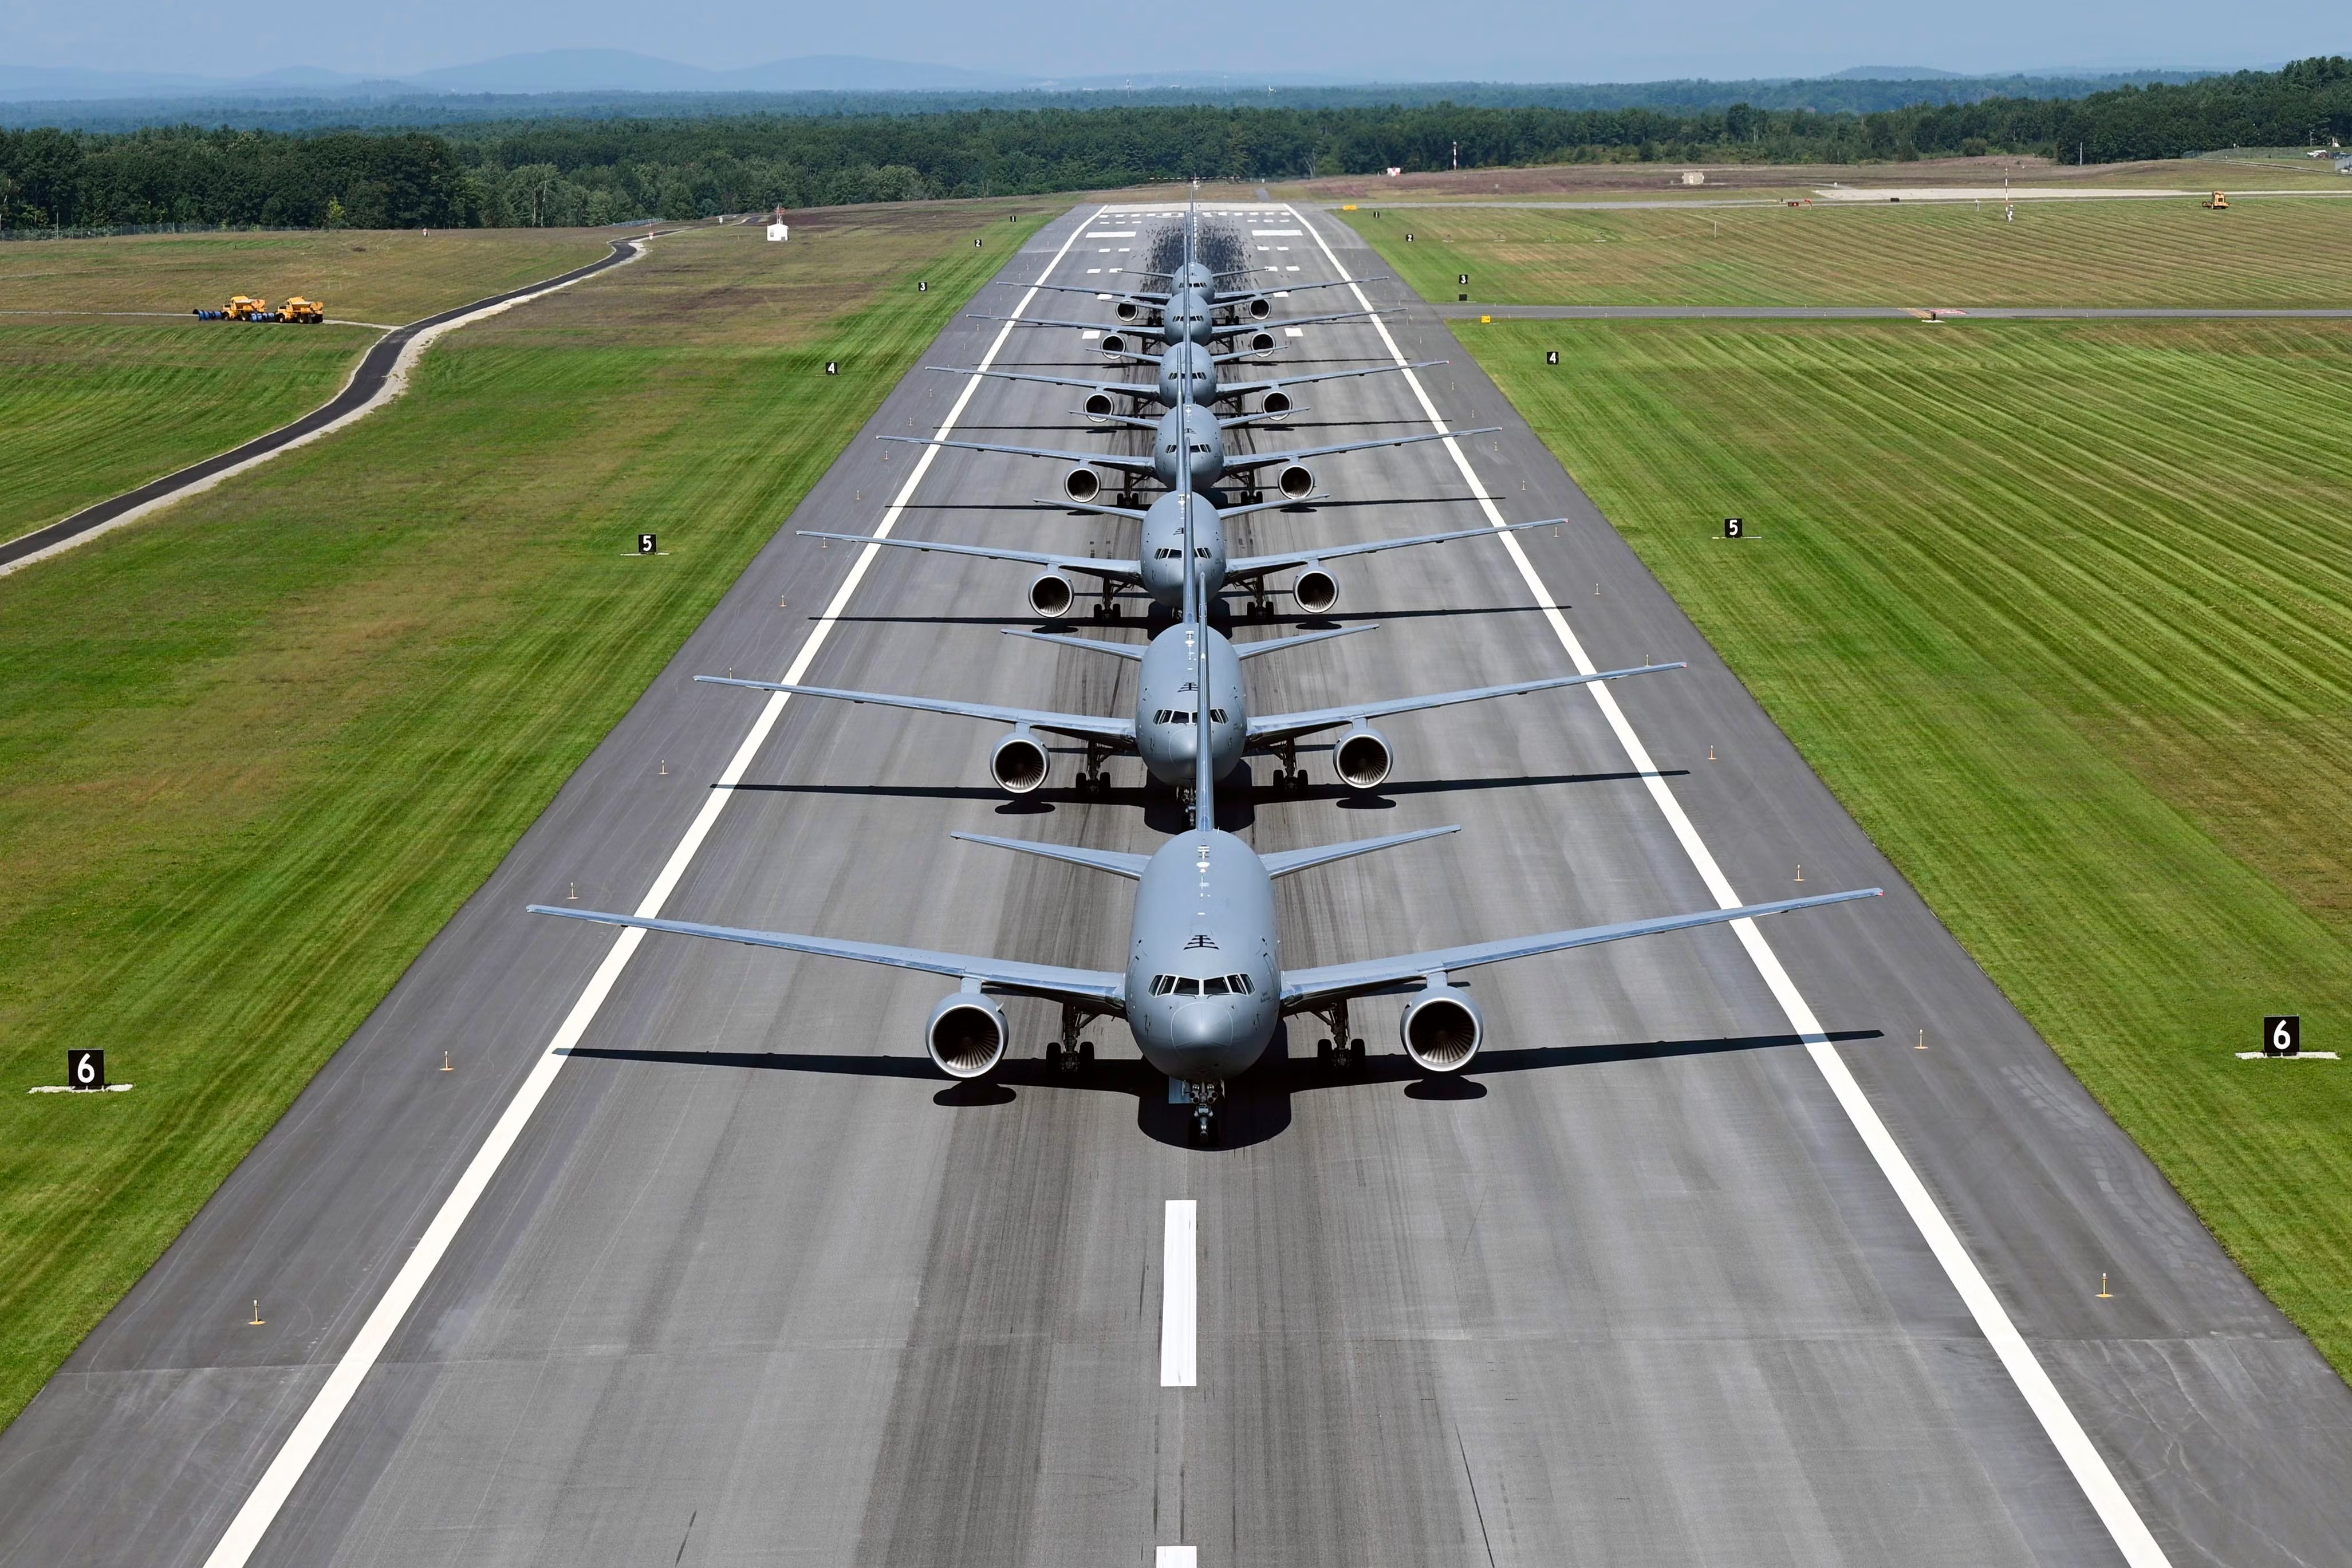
[1452,140,1459,171]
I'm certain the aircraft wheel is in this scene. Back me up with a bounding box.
[1046,1041,1064,1066]
[1349,1038,1367,1065]
[1080,1041,1095,1064]
[1092,770,1112,791]
[1190,1107,1216,1144]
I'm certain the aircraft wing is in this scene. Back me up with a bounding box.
[695,674,1136,745]
[1219,426,1500,476]
[1220,278,1362,301]
[969,311,1144,334]
[1030,282,1171,305]
[529,905,1126,1006]
[1221,359,1447,398]
[1246,660,1683,745]
[936,366,1149,400]
[798,531,1143,586]
[1208,307,1379,337]
[1228,517,1563,578]
[878,434,1157,476]
[1280,888,1882,1007]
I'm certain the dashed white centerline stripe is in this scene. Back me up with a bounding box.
[1156,1547,1198,1567]
[1289,204,2173,1568]
[1160,1199,1198,1388]
[195,204,1108,1568]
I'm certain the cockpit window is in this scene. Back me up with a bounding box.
[1177,977,1201,996]
[1204,976,1230,995]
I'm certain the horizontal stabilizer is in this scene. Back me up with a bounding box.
[950,832,1151,880]
[1231,624,1377,660]
[1003,628,1145,661]
[1261,824,1460,880]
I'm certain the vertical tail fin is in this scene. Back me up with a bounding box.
[1177,400,1216,822]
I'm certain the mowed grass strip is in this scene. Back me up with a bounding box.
[0,230,616,545]
[1465,317,2352,1370]
[0,202,1053,1431]
[1354,198,2352,308]
[0,227,610,321]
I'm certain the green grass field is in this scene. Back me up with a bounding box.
[1453,316,2352,1373]
[0,201,1053,1431]
[1353,197,2352,306]
[0,230,613,545]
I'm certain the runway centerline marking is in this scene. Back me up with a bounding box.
[1290,204,2172,1568]
[1156,1547,1198,1567]
[1160,1199,1199,1388]
[194,204,1108,1568]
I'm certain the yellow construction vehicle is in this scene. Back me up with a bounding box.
[225,295,267,320]
[2205,191,2229,209]
[282,297,325,324]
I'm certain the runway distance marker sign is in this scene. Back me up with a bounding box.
[1546,350,1560,365]
[637,534,657,556]
[68,1049,103,1090]
[2264,1015,2301,1056]
[1724,517,1745,538]
[825,361,840,375]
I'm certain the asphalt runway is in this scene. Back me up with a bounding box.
[1,200,2348,1567]
[0,236,643,574]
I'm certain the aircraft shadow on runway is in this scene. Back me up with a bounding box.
[561,1028,1880,1152]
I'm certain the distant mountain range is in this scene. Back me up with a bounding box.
[0,49,2228,105]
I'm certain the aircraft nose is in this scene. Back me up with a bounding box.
[1169,1001,1228,1051]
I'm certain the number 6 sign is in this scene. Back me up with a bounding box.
[68,1049,104,1091]
[2263,1015,2302,1057]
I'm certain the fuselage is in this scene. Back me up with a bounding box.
[1122,828,1281,1083]
[1153,341,1221,407]
[1134,620,1246,786]
[1136,491,1229,608]
[1153,405,1227,490]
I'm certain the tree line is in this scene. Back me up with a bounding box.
[5,58,2349,231]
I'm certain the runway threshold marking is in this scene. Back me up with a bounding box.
[1160,1199,1198,1388]
[1294,206,2174,1568]
[193,205,1109,1568]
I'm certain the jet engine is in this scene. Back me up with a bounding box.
[1063,467,1103,503]
[1027,573,1075,619]
[1400,986,1483,1073]
[991,730,1050,793]
[1100,332,1130,356]
[1245,296,1271,319]
[1291,565,1338,615]
[1259,389,1294,419]
[926,991,1008,1078]
[1275,463,1316,501]
[1083,391,1116,420]
[1334,723,1393,791]
[1114,300,1141,322]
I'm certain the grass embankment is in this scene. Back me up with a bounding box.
[1457,316,2352,1372]
[1353,198,2352,307]
[0,230,610,543]
[0,201,1054,1430]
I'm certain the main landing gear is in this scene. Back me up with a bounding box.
[1045,1003,1094,1074]
[1309,999,1364,1071]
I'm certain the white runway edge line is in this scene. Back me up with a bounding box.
[1291,207,2174,1568]
[195,206,1108,1568]
[1160,1199,1199,1388]
[0,237,659,581]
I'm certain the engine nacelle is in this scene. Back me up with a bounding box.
[1246,296,1271,320]
[1063,467,1103,503]
[1334,723,1392,791]
[1400,987,1483,1073]
[1027,573,1075,619]
[1243,330,1276,354]
[1083,391,1116,420]
[1100,332,1130,356]
[1259,389,1294,419]
[927,991,1008,1078]
[1292,565,1338,615]
[1115,300,1141,322]
[1275,463,1316,501]
[991,730,1050,794]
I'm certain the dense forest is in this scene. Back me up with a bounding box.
[3,58,2349,231]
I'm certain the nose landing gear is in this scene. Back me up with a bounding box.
[1173,1078,1224,1144]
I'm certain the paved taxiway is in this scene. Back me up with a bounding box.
[1,202,2349,1567]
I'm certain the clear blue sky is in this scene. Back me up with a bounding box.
[2,0,2328,81]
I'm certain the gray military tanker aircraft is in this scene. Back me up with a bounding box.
[931,344,1446,421]
[797,506,1563,623]
[717,406,1672,795]
[882,403,1498,505]
[532,495,1878,1142]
